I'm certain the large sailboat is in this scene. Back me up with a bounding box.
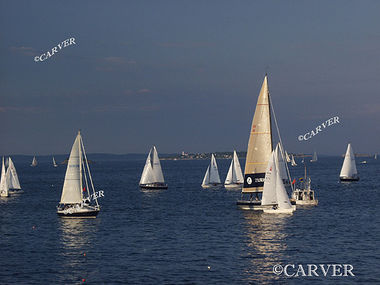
[201,154,222,188]
[7,157,21,192]
[0,157,9,197]
[30,156,37,167]
[139,146,168,189]
[340,143,359,181]
[57,131,100,218]
[262,145,296,214]
[310,151,318,162]
[224,150,244,188]
[237,74,293,210]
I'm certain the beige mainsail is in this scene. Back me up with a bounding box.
[242,75,273,193]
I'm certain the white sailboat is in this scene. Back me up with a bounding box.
[285,151,291,163]
[31,156,37,167]
[53,156,58,167]
[236,74,293,210]
[7,157,21,192]
[310,151,318,162]
[202,154,222,188]
[0,157,9,197]
[139,146,168,189]
[57,131,100,218]
[224,150,244,188]
[340,143,359,181]
[374,154,377,160]
[291,155,297,166]
[262,145,296,214]
[291,164,318,206]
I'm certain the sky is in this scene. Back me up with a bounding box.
[1,0,380,155]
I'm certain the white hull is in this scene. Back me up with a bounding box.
[202,183,222,189]
[0,192,9,197]
[294,199,318,205]
[263,205,296,214]
[224,183,243,189]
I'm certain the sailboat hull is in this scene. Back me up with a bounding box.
[201,183,222,189]
[140,183,168,189]
[263,205,296,214]
[340,177,359,182]
[236,200,274,211]
[57,204,100,218]
[224,183,243,189]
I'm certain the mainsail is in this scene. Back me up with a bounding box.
[340,143,358,178]
[0,157,9,196]
[310,151,318,162]
[291,155,297,166]
[53,156,58,167]
[225,151,244,185]
[152,146,165,183]
[31,156,37,167]
[242,75,273,193]
[7,157,21,189]
[60,133,83,204]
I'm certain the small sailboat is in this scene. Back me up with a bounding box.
[57,131,100,218]
[224,150,244,188]
[291,164,318,205]
[262,145,296,214]
[360,160,367,164]
[374,154,377,160]
[31,156,38,167]
[139,146,168,189]
[285,151,291,163]
[53,156,58,167]
[7,157,21,192]
[340,143,359,181]
[291,154,297,166]
[202,154,222,188]
[0,157,9,197]
[310,151,318,162]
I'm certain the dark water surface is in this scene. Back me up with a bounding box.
[0,156,379,284]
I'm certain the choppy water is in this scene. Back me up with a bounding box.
[0,156,379,284]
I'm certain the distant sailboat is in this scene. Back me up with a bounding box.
[285,151,291,163]
[291,155,297,166]
[236,74,293,210]
[374,153,377,160]
[0,157,9,197]
[202,154,222,188]
[139,146,168,189]
[53,156,58,167]
[224,150,244,188]
[31,156,37,167]
[7,157,21,192]
[57,131,100,218]
[310,151,318,162]
[340,143,359,181]
[262,145,296,214]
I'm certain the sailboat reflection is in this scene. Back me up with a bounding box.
[241,211,291,283]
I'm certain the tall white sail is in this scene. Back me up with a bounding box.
[262,149,277,205]
[274,164,293,210]
[152,146,165,183]
[53,156,58,167]
[310,151,318,162]
[285,151,291,163]
[291,155,297,166]
[340,143,358,178]
[140,149,154,184]
[31,156,37,167]
[225,151,244,185]
[0,157,9,197]
[7,157,21,189]
[60,133,83,204]
[202,166,210,186]
[277,144,288,183]
[209,154,221,184]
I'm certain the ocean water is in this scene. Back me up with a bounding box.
[0,156,379,284]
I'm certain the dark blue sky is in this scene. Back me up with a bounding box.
[1,0,380,155]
